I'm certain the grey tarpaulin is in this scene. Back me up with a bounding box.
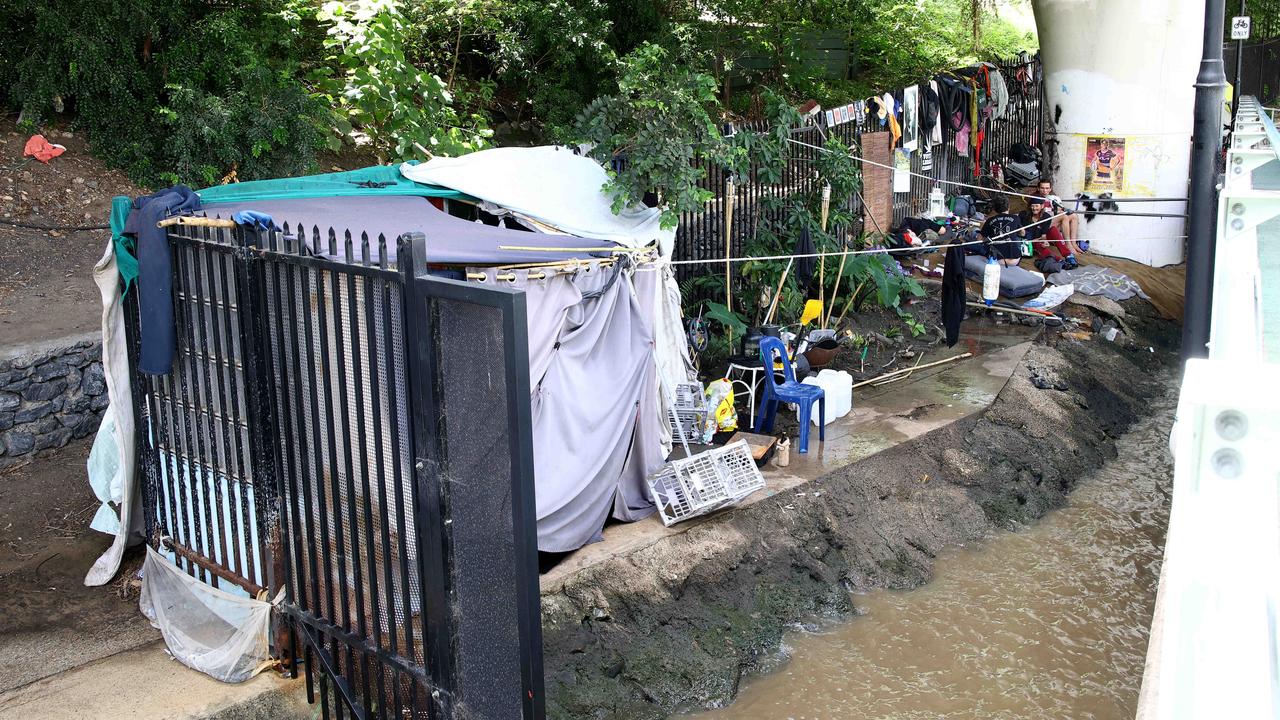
[1047,265,1150,302]
[479,261,662,551]
[202,195,616,266]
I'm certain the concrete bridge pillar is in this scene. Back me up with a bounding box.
[1033,0,1206,266]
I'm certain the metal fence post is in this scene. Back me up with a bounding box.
[232,225,286,640]
[398,233,458,716]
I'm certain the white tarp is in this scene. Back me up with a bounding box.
[85,238,140,586]
[399,146,677,258]
[140,545,275,683]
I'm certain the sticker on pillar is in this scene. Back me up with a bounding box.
[893,149,912,193]
[1084,136,1127,193]
[902,85,920,152]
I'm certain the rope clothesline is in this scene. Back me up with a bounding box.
[783,136,1189,206]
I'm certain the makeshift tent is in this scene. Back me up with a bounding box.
[93,154,693,581]
[201,195,689,551]
[400,146,677,258]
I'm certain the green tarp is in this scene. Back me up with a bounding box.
[195,162,470,204]
[111,195,139,291]
[113,163,470,288]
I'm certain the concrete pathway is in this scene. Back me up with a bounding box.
[542,321,1038,593]
[0,641,307,720]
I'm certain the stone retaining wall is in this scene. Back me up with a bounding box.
[0,334,108,466]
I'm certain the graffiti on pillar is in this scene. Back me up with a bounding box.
[1083,136,1128,193]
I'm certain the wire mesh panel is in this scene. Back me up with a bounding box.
[427,284,542,719]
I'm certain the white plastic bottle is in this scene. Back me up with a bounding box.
[982,255,1001,306]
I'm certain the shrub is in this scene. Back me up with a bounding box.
[0,0,325,188]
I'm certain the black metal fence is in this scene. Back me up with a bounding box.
[126,222,544,719]
[1224,38,1280,104]
[672,54,1044,283]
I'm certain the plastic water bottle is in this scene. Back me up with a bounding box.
[982,255,1001,306]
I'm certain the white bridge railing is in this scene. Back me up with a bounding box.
[1136,95,1280,720]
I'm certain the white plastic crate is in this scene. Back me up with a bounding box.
[667,381,708,445]
[647,440,767,526]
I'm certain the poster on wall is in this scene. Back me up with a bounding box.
[902,85,920,152]
[1083,136,1127,193]
[893,149,912,193]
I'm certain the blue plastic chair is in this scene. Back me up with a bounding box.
[755,336,826,453]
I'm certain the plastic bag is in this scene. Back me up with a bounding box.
[139,545,275,683]
[705,379,737,438]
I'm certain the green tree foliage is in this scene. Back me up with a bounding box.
[309,0,491,162]
[0,0,324,187]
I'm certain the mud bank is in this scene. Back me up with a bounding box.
[537,300,1180,720]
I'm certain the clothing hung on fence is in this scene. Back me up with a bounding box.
[123,185,202,376]
[925,81,943,146]
[983,63,1010,119]
[942,244,967,347]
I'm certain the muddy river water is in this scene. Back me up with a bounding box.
[691,391,1175,720]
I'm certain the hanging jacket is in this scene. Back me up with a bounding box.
[942,244,966,347]
[983,64,1010,119]
[123,185,203,375]
[923,82,942,145]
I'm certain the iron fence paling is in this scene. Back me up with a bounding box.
[675,54,1044,298]
[126,221,544,719]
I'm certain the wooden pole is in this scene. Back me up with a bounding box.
[156,216,237,229]
[824,238,849,327]
[851,352,972,390]
[764,258,794,325]
[725,177,736,347]
[833,277,869,328]
[818,183,831,314]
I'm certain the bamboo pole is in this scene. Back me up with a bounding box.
[156,216,237,229]
[851,352,972,390]
[833,277,869,328]
[763,258,794,325]
[965,301,1061,319]
[824,239,849,327]
[818,183,831,314]
[725,178,736,347]
[496,245,647,253]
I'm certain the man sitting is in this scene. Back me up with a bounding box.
[978,195,1023,267]
[1032,224,1078,274]
[1034,179,1084,254]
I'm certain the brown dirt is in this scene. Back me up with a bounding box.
[0,117,143,348]
[0,437,157,691]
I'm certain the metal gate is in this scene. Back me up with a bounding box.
[128,223,544,719]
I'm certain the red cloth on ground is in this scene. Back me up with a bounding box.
[23,135,65,163]
[1034,226,1073,260]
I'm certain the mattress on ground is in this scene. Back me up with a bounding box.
[962,255,1046,298]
